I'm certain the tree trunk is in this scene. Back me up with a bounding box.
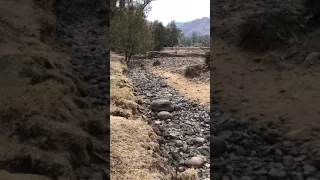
[120,0,125,9]
[127,53,132,63]
[124,50,128,63]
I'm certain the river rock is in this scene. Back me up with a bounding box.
[150,99,174,112]
[156,111,173,120]
[187,156,204,167]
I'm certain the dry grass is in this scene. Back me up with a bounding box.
[110,116,166,180]
[110,53,140,118]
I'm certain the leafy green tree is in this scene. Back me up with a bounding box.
[166,21,182,47]
[152,21,168,50]
[110,0,154,63]
[181,36,192,46]
[191,31,197,46]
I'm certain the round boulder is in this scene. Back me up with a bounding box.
[150,99,174,112]
[157,111,173,120]
[187,156,204,167]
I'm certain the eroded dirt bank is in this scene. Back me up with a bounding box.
[0,0,110,179]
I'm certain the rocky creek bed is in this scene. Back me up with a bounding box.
[128,61,211,179]
[210,106,320,180]
[56,1,110,107]
[55,1,110,179]
[129,59,320,180]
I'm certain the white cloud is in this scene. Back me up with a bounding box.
[146,0,210,25]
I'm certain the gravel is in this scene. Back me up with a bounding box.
[128,62,211,179]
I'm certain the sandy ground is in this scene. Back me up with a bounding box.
[211,41,320,131]
[135,52,210,110]
[153,70,210,109]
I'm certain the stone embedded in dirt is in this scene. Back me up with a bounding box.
[187,156,204,167]
[173,105,181,111]
[282,141,295,148]
[305,52,320,65]
[191,137,206,145]
[156,111,173,120]
[312,124,320,131]
[306,177,320,180]
[153,60,161,66]
[283,155,294,167]
[283,128,306,141]
[268,168,287,178]
[303,164,318,177]
[313,157,320,169]
[197,146,210,156]
[150,99,174,112]
[210,136,226,156]
[174,140,184,147]
[277,61,294,71]
[239,176,253,180]
[217,130,233,140]
[89,172,103,180]
[294,155,307,162]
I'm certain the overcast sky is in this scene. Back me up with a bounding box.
[146,0,210,25]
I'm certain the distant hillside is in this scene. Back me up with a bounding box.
[175,22,185,28]
[179,17,210,36]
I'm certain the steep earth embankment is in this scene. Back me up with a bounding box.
[0,0,110,179]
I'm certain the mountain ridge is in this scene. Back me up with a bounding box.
[176,17,210,36]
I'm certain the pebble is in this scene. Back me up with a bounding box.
[175,140,184,147]
[268,168,287,178]
[303,164,318,176]
[191,137,206,145]
[187,156,204,167]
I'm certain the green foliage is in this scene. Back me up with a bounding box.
[151,21,168,51]
[110,1,153,63]
[166,21,182,47]
[151,20,182,50]
[180,34,209,47]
